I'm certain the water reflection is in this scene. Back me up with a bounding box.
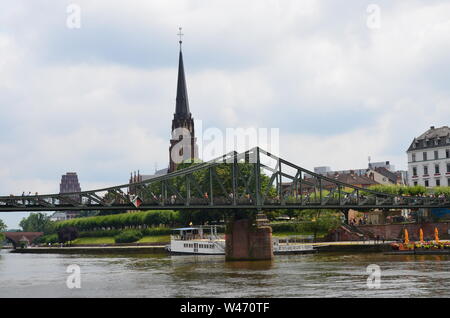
[224,260,274,271]
[1,252,450,297]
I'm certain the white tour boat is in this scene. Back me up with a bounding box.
[166,226,316,255]
[166,226,226,255]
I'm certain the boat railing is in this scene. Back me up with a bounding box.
[213,240,226,251]
[274,244,314,252]
[171,234,225,241]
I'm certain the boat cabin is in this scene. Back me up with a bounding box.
[172,227,204,240]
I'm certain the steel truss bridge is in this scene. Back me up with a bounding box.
[1,147,449,212]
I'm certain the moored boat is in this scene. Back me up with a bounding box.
[165,226,225,255]
[166,226,316,255]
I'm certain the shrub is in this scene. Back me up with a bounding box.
[271,222,301,233]
[54,210,179,232]
[57,226,79,243]
[114,230,143,243]
[36,233,59,244]
[141,227,172,236]
[79,229,121,238]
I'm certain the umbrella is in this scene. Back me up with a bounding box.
[435,227,439,243]
[419,228,424,243]
[404,228,409,244]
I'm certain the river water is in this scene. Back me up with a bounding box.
[1,249,449,298]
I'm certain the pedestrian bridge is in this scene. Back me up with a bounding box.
[0,147,449,212]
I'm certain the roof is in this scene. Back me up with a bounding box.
[3,232,44,244]
[374,167,398,183]
[301,173,378,189]
[175,49,191,118]
[407,126,450,152]
[51,212,67,217]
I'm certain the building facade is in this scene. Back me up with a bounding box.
[60,172,81,194]
[59,172,81,219]
[407,126,450,187]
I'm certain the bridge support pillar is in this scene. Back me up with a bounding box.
[225,213,273,261]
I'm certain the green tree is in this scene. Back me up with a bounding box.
[141,161,277,225]
[0,219,7,232]
[19,213,54,234]
[298,209,341,241]
[57,226,79,243]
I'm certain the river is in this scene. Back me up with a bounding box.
[1,249,449,298]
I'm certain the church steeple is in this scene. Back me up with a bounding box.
[168,27,198,173]
[175,49,190,118]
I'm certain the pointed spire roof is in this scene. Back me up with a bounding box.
[175,45,191,118]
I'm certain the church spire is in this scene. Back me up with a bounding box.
[169,27,198,173]
[175,27,190,118]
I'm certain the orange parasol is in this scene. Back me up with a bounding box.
[435,227,439,243]
[404,228,409,244]
[419,228,424,243]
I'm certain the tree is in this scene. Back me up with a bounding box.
[140,161,277,225]
[57,226,79,243]
[0,219,7,232]
[19,213,54,234]
[298,209,341,241]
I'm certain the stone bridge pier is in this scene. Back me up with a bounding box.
[225,213,273,261]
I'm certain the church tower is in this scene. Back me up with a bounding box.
[168,28,198,172]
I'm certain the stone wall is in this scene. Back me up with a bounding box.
[356,222,450,241]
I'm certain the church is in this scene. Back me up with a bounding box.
[129,31,198,186]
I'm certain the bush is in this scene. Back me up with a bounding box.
[57,226,79,243]
[114,230,143,243]
[79,229,121,238]
[271,222,301,233]
[36,234,59,244]
[54,210,179,232]
[141,227,172,236]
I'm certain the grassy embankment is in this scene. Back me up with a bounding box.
[48,210,333,246]
[71,235,170,245]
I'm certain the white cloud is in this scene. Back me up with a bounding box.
[1,0,450,228]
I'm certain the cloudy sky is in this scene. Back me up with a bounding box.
[1,0,449,228]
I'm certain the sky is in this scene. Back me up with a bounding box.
[1,0,449,228]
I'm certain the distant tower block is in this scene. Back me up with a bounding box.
[60,172,81,194]
[59,172,82,218]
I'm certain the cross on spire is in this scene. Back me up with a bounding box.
[177,27,184,49]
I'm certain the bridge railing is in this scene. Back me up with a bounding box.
[0,147,449,211]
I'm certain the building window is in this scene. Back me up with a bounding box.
[414,181,418,186]
[447,149,450,158]
[435,164,440,174]
[412,153,416,162]
[447,163,450,173]
[423,152,427,161]
[448,178,450,186]
[434,150,439,160]
[436,179,441,186]
[413,167,417,176]
[425,180,429,187]
[423,165,428,175]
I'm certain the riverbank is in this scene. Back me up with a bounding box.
[8,240,394,255]
[10,245,167,254]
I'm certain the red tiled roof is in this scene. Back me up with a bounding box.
[3,232,44,243]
